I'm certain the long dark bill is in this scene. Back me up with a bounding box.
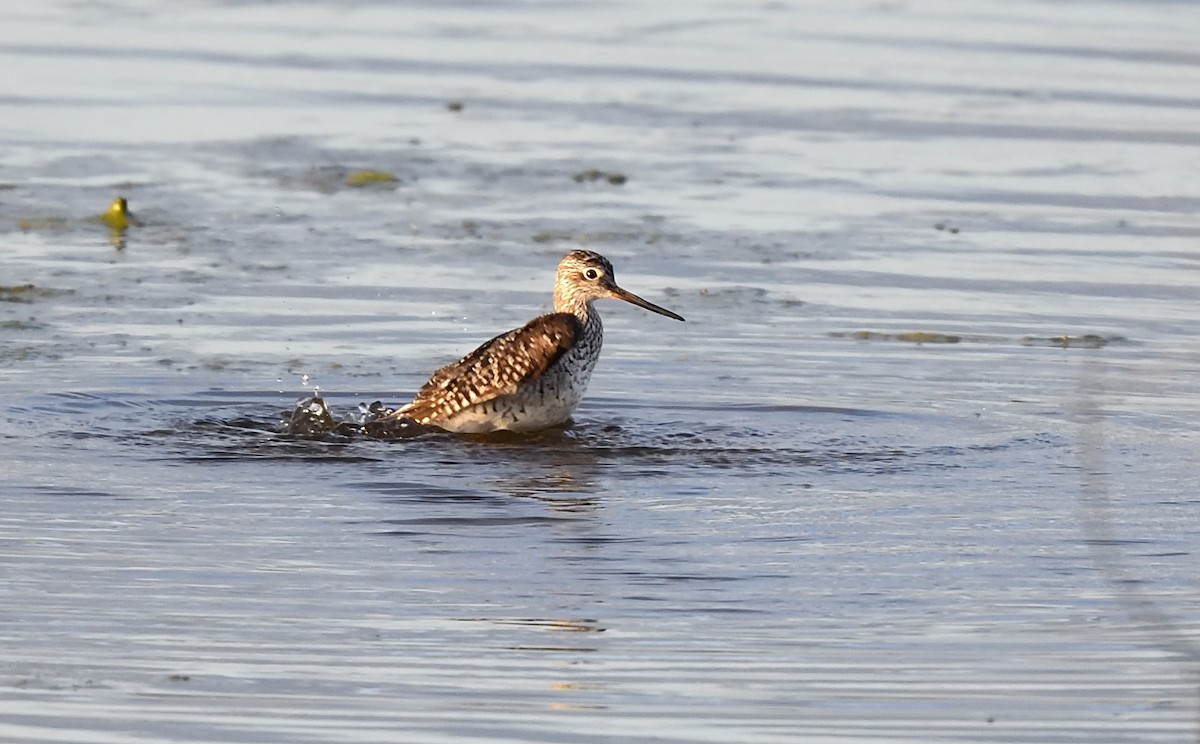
[609,285,685,321]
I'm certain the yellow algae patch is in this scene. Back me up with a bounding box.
[895,331,961,344]
[1020,334,1113,349]
[91,195,142,244]
[345,170,399,187]
[90,196,140,248]
[18,197,138,234]
[17,216,68,231]
[97,197,131,230]
[0,284,68,303]
[532,229,573,244]
[839,330,961,344]
[0,284,41,302]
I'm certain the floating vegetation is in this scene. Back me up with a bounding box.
[0,284,68,303]
[837,330,962,344]
[0,344,47,362]
[92,196,140,231]
[696,286,771,307]
[16,216,68,231]
[531,229,574,244]
[17,196,138,249]
[573,168,627,185]
[345,169,399,188]
[90,196,140,249]
[834,330,1127,349]
[273,166,400,193]
[1020,334,1121,349]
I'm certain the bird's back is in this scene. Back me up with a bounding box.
[393,312,597,432]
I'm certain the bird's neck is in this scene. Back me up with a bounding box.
[554,288,586,316]
[555,295,602,336]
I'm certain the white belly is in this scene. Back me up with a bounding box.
[436,352,595,433]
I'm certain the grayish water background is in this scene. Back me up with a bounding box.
[2,1,1199,741]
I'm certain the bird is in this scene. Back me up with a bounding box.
[382,250,684,433]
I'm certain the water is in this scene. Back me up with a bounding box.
[3,1,1199,742]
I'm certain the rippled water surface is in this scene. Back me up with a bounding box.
[3,1,1199,742]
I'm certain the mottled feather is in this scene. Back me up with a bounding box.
[391,313,581,425]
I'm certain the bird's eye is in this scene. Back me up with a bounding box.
[584,268,600,280]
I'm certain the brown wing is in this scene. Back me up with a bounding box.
[389,313,580,424]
